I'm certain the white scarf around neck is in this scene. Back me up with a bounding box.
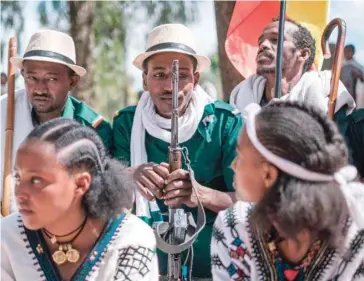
[230,71,356,115]
[131,85,214,221]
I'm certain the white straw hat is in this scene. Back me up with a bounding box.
[10,30,86,77]
[133,24,211,73]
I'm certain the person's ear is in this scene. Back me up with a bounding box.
[73,172,91,197]
[193,72,200,88]
[70,75,80,90]
[262,162,278,189]
[142,72,148,91]
[297,47,311,64]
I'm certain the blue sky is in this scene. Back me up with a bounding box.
[329,0,364,63]
[1,0,364,91]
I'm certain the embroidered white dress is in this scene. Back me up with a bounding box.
[211,201,364,281]
[1,212,159,281]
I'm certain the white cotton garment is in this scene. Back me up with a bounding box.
[230,71,356,115]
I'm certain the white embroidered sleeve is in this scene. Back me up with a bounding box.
[211,208,251,281]
[113,245,158,281]
[352,262,364,281]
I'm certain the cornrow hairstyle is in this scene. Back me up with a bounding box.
[272,17,316,73]
[25,118,135,221]
[251,101,350,249]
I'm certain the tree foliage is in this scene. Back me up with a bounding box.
[0,1,24,61]
[1,1,201,119]
[37,0,68,29]
[92,1,198,118]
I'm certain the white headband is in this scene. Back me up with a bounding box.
[243,103,364,227]
[245,103,335,182]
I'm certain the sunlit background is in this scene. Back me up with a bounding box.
[1,0,363,119]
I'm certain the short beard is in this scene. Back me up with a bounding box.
[257,65,276,76]
[32,103,58,114]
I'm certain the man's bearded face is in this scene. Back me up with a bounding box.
[256,21,299,76]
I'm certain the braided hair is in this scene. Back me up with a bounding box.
[251,101,349,249]
[25,118,135,221]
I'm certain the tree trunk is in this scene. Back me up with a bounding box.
[69,1,95,105]
[214,0,243,102]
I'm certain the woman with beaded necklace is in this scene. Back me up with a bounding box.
[1,118,158,281]
[211,102,364,281]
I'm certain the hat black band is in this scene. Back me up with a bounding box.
[146,42,196,55]
[23,50,75,65]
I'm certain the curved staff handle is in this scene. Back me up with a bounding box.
[321,18,346,119]
[2,37,17,217]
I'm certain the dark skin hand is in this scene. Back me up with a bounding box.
[134,162,168,201]
[134,162,236,211]
[163,167,197,208]
[134,162,196,208]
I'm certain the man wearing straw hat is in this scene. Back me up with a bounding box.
[113,24,242,279]
[0,30,112,213]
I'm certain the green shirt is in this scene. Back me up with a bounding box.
[112,100,243,278]
[62,95,112,151]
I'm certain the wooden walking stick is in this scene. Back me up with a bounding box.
[321,18,346,120]
[2,37,17,217]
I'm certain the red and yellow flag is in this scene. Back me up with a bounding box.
[225,0,330,78]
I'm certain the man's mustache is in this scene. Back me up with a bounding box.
[32,92,51,98]
[257,50,275,60]
[161,91,172,96]
[161,84,194,98]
